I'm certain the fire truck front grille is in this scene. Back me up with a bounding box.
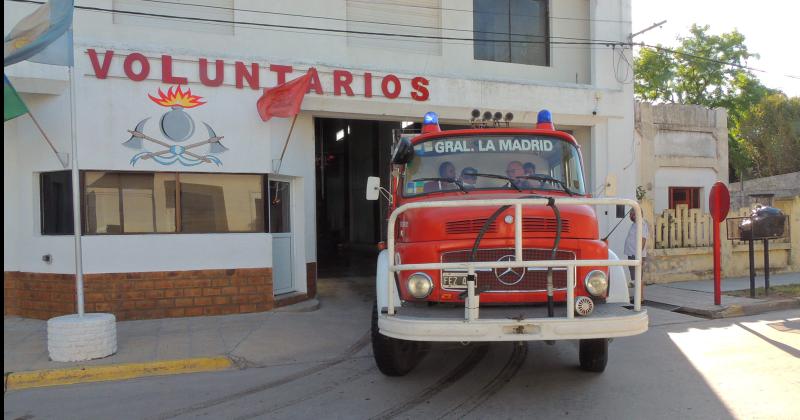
[522,217,571,233]
[445,219,498,234]
[445,218,570,234]
[440,248,576,292]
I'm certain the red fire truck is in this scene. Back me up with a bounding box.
[366,110,648,376]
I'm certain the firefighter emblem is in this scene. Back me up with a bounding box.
[124,86,227,166]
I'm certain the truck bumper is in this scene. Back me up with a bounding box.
[378,304,648,342]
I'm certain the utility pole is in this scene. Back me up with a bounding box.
[630,20,667,41]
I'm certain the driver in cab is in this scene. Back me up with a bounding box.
[506,161,531,189]
[424,161,458,193]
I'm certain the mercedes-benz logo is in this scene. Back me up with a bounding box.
[494,255,526,285]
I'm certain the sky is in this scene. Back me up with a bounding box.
[631,0,800,97]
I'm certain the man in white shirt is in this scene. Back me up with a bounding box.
[624,210,649,287]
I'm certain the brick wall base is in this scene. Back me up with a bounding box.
[5,268,274,321]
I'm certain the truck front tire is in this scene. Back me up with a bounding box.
[579,338,609,372]
[371,303,426,376]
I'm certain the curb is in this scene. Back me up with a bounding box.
[676,298,800,319]
[4,356,233,391]
[274,298,320,313]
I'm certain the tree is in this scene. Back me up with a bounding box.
[738,94,800,177]
[634,24,777,180]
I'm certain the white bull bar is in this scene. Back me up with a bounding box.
[382,197,647,342]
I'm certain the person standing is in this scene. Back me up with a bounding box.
[625,210,649,288]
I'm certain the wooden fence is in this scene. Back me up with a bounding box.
[654,205,790,249]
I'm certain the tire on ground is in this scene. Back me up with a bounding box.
[371,303,426,376]
[579,338,609,372]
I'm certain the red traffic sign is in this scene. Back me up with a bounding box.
[709,181,731,223]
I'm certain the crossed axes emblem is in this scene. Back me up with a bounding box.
[123,119,227,166]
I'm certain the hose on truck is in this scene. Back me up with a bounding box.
[545,197,562,317]
[466,197,563,318]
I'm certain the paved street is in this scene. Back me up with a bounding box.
[4,277,799,420]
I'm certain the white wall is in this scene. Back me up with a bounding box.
[5,0,634,285]
[81,234,271,274]
[654,167,716,212]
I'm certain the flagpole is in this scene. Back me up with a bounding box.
[68,65,85,316]
[26,110,69,168]
[275,113,298,174]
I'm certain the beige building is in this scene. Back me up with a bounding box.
[633,102,798,282]
[635,102,729,214]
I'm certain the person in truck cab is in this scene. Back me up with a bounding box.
[505,161,531,189]
[523,162,544,188]
[460,167,478,189]
[424,161,457,192]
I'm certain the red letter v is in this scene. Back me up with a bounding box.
[88,49,114,79]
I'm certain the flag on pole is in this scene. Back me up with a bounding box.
[256,68,317,122]
[4,0,75,67]
[4,75,28,121]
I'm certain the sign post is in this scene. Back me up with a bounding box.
[709,182,731,305]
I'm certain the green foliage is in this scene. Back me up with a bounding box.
[633,47,675,102]
[635,185,647,201]
[634,25,780,181]
[738,94,800,177]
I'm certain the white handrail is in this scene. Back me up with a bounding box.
[386,197,643,316]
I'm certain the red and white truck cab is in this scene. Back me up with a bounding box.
[367,110,648,376]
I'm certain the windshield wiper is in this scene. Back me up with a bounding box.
[410,177,468,193]
[472,173,522,191]
[518,174,576,196]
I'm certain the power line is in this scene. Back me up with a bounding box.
[8,0,620,47]
[135,0,624,44]
[637,43,800,79]
[344,0,631,23]
[14,0,795,80]
[96,8,618,51]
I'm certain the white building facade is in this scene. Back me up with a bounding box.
[4,0,635,320]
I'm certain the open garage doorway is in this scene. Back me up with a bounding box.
[314,117,471,278]
[314,117,402,278]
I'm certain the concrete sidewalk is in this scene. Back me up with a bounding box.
[644,272,799,318]
[5,272,798,389]
[4,277,374,388]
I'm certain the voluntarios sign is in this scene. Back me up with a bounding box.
[86,49,430,101]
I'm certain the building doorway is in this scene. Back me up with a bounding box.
[314,117,400,277]
[270,179,294,295]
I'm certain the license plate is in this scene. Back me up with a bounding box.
[442,272,468,289]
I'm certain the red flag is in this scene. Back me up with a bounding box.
[257,68,316,122]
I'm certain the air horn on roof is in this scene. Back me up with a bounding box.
[470,109,514,128]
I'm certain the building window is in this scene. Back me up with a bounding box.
[669,187,701,209]
[83,171,265,234]
[473,0,549,66]
[180,173,264,233]
[40,171,74,235]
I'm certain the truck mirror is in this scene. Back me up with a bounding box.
[366,176,381,201]
[616,205,626,219]
[391,137,414,164]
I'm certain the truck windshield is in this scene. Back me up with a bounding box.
[402,135,585,196]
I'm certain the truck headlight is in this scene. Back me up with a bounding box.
[584,270,608,297]
[407,273,433,298]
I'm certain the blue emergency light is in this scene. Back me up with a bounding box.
[536,109,555,130]
[422,111,441,133]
